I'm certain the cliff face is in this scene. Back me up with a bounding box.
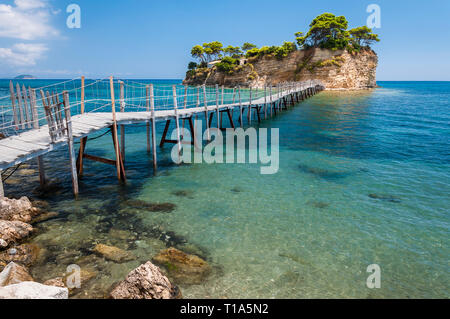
[183,48,378,90]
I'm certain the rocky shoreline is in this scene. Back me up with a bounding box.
[0,195,213,299]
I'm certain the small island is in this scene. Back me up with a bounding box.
[183,13,380,89]
[14,75,37,80]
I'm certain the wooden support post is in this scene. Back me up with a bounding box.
[146,85,151,153]
[238,86,243,128]
[248,87,252,122]
[215,84,220,130]
[150,84,157,172]
[109,76,126,182]
[0,170,4,197]
[221,85,224,128]
[9,81,19,129]
[29,88,39,129]
[269,86,273,117]
[203,85,210,141]
[30,88,46,186]
[120,80,126,160]
[16,83,25,129]
[62,91,79,196]
[22,84,31,129]
[264,85,267,119]
[81,76,85,114]
[172,85,182,160]
[181,86,188,139]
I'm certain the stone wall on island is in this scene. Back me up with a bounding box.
[183,48,378,90]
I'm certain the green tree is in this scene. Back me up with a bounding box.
[191,45,205,63]
[223,45,243,57]
[295,13,349,50]
[242,42,257,52]
[216,56,239,74]
[203,41,224,61]
[349,26,380,47]
[188,62,198,70]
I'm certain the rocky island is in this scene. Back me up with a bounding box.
[183,13,379,89]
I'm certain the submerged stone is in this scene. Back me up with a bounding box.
[31,212,59,224]
[93,244,135,263]
[124,199,176,213]
[298,164,349,181]
[368,193,401,203]
[0,243,43,268]
[108,228,136,241]
[171,190,194,198]
[307,201,330,209]
[0,262,34,287]
[152,247,210,285]
[110,261,181,299]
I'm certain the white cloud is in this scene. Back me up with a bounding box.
[0,0,59,40]
[0,43,48,66]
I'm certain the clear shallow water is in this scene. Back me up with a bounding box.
[1,80,449,298]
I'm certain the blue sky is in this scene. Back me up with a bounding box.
[0,0,449,80]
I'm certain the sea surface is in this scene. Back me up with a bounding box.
[1,80,449,298]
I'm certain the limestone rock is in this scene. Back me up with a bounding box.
[0,220,33,248]
[0,262,34,287]
[0,281,68,299]
[93,244,135,263]
[0,196,40,223]
[0,243,42,267]
[184,48,378,90]
[110,261,181,299]
[152,247,210,285]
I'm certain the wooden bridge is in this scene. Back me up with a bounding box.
[0,77,324,197]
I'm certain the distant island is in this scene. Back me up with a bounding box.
[14,75,37,80]
[183,13,380,89]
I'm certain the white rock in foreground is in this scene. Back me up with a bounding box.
[0,281,68,299]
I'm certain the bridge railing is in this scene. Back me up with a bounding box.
[0,77,324,142]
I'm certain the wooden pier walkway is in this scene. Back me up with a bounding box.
[0,77,324,196]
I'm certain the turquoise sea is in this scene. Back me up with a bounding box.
[0,80,449,298]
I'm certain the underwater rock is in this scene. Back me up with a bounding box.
[31,200,50,210]
[108,228,136,241]
[171,190,194,198]
[298,164,349,181]
[93,244,135,263]
[152,247,210,285]
[124,199,176,213]
[0,262,34,287]
[31,212,59,224]
[0,281,68,299]
[368,193,401,203]
[110,261,181,299]
[0,196,41,223]
[230,187,243,193]
[307,201,330,209]
[32,182,64,197]
[0,220,33,248]
[0,243,43,268]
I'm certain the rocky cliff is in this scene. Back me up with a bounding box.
[183,48,378,90]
